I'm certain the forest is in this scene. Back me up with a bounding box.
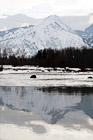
[0,47,93,68]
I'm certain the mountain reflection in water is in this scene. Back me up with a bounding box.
[0,86,93,124]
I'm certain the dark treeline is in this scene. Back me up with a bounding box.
[0,47,93,68]
[31,47,93,68]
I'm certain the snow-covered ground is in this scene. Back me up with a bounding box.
[0,66,93,87]
[0,66,93,140]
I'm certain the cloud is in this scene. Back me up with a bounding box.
[0,0,93,18]
[22,3,54,18]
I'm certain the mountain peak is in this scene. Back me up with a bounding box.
[39,15,74,34]
[43,15,62,23]
[47,15,60,20]
[0,14,88,56]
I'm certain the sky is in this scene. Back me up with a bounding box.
[0,0,93,18]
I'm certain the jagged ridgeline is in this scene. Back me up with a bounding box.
[76,24,93,48]
[0,15,93,67]
[0,15,88,57]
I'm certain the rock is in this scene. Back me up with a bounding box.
[88,76,92,79]
[47,69,51,72]
[30,75,36,78]
[53,68,57,71]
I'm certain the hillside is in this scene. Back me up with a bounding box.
[0,15,87,56]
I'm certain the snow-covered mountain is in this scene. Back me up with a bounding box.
[0,15,88,56]
[76,24,93,48]
[0,13,93,31]
[0,25,34,37]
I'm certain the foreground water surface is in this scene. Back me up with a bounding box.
[0,86,93,140]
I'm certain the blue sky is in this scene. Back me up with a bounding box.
[0,0,93,18]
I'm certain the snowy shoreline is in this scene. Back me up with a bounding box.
[0,65,93,74]
[0,66,93,87]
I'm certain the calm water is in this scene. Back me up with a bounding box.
[0,86,93,140]
[0,86,93,123]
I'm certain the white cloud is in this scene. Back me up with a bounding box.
[0,0,93,18]
[22,3,54,18]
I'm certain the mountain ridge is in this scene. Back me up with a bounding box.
[0,13,93,31]
[76,24,93,48]
[0,15,88,56]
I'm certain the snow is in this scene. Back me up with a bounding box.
[0,68,93,140]
[0,66,93,87]
[77,24,93,48]
[0,14,92,31]
[0,15,88,56]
